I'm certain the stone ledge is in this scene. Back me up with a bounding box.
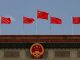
[0,35,80,42]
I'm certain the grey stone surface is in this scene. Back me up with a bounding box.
[0,49,80,60]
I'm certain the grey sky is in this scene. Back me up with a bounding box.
[0,0,80,35]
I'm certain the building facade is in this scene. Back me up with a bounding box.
[0,35,80,60]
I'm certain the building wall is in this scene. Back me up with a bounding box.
[0,49,80,60]
[0,35,80,60]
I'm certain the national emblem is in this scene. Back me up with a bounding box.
[30,43,44,59]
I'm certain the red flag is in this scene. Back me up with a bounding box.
[50,17,62,24]
[23,16,34,24]
[1,16,11,24]
[72,17,80,24]
[37,10,48,20]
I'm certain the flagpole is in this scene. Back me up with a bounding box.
[36,11,37,35]
[36,19,37,35]
[49,10,53,35]
[72,17,74,35]
[0,17,1,35]
[72,23,74,35]
[49,15,53,35]
[23,16,25,35]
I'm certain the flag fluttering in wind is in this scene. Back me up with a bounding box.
[37,10,48,20]
[50,17,62,24]
[23,16,34,24]
[72,17,80,24]
[1,16,11,24]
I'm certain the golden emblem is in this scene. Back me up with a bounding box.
[30,43,44,58]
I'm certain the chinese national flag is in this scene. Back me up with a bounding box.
[37,10,48,20]
[23,16,34,24]
[72,17,80,24]
[50,17,62,24]
[1,16,11,24]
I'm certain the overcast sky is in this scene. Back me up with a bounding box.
[0,0,80,35]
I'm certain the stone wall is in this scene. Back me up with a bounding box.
[0,49,80,60]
